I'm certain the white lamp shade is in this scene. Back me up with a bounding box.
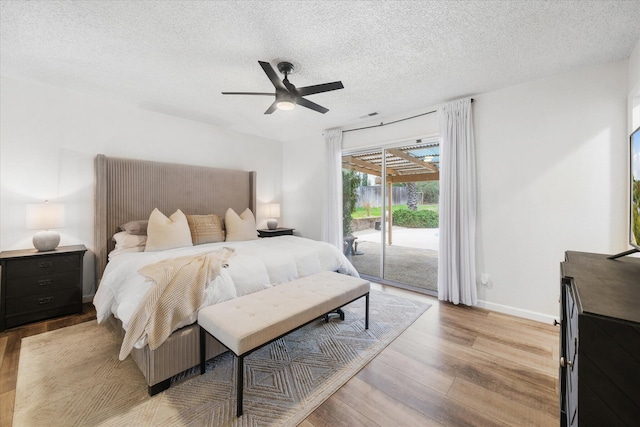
[266,203,281,218]
[26,203,65,230]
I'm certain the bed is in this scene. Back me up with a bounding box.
[93,155,358,394]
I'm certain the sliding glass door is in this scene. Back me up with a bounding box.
[342,141,440,294]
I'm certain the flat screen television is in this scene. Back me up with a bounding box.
[609,125,640,259]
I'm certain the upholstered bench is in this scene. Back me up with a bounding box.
[197,270,370,417]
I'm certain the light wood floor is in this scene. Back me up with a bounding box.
[302,283,560,427]
[0,285,559,427]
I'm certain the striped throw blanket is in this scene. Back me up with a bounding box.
[119,247,235,360]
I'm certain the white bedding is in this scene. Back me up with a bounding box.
[93,236,358,348]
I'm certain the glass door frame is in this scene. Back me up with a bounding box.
[342,135,439,296]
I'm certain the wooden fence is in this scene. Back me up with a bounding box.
[357,186,410,207]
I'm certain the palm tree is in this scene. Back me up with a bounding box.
[407,182,418,211]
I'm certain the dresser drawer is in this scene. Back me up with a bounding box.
[5,254,80,279]
[5,287,81,316]
[5,271,79,298]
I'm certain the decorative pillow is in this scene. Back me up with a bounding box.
[119,220,148,236]
[186,214,225,245]
[144,208,193,252]
[112,231,147,249]
[225,208,258,241]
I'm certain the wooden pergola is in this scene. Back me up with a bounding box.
[342,141,439,245]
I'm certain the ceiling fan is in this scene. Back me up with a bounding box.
[222,61,344,114]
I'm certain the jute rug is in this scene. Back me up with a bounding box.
[14,290,429,426]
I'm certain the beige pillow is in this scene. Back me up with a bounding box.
[145,208,193,252]
[186,214,225,245]
[225,208,258,241]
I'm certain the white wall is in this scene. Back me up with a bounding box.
[282,134,325,241]
[0,76,283,298]
[474,60,628,320]
[283,59,629,322]
[629,38,640,130]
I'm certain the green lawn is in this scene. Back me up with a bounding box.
[352,204,438,218]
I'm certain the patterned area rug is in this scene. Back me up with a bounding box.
[14,290,429,426]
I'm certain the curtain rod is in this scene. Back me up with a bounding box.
[343,98,474,133]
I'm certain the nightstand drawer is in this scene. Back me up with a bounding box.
[5,287,81,316]
[5,254,80,279]
[5,271,79,298]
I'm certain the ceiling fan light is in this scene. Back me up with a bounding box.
[276,100,295,111]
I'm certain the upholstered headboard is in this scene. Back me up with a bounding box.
[94,154,256,283]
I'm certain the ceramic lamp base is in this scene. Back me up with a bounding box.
[33,230,60,251]
[267,219,278,230]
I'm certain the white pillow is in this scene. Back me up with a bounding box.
[225,208,258,241]
[112,231,147,249]
[145,208,193,252]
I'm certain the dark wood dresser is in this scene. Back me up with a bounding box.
[560,251,640,426]
[0,245,86,331]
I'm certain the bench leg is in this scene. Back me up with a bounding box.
[200,327,206,375]
[237,354,244,417]
[201,326,244,417]
[365,293,369,329]
[324,307,345,323]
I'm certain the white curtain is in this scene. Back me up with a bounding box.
[322,129,344,249]
[437,98,477,305]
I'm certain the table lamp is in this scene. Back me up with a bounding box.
[266,203,281,230]
[26,201,65,251]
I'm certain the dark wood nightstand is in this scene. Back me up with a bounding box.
[0,244,86,331]
[257,228,295,238]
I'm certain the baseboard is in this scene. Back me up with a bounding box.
[82,294,95,304]
[476,299,558,325]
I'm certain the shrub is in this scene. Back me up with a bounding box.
[342,170,360,236]
[392,207,438,228]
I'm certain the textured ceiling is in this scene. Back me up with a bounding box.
[2,1,640,143]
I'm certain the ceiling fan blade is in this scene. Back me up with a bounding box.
[296,81,344,97]
[221,92,274,96]
[264,101,278,114]
[297,97,329,114]
[259,61,287,91]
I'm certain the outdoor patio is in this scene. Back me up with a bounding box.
[348,227,439,292]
